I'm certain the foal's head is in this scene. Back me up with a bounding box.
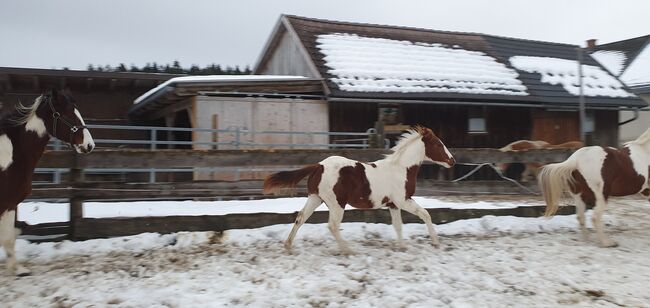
[416,126,455,168]
[37,89,95,154]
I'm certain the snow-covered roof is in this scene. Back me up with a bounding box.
[590,35,650,92]
[590,50,627,76]
[509,56,634,98]
[620,44,650,87]
[134,75,308,104]
[316,33,528,96]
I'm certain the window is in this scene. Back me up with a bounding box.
[468,107,488,134]
[468,117,487,133]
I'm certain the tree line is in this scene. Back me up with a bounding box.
[86,60,252,75]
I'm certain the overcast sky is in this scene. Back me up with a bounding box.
[1,0,648,71]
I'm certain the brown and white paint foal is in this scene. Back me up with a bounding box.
[264,126,455,254]
[0,89,94,275]
[539,128,650,247]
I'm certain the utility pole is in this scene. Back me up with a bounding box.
[577,47,587,144]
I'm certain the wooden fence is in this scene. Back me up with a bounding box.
[22,148,574,241]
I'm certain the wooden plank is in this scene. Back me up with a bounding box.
[16,221,70,237]
[37,148,574,169]
[28,180,539,200]
[72,205,575,240]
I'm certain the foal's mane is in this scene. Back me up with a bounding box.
[1,96,43,128]
[385,126,428,163]
[626,128,650,146]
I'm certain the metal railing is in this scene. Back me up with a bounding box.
[38,124,385,184]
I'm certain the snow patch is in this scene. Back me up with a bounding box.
[134,75,308,104]
[18,197,541,225]
[591,50,626,76]
[509,56,634,97]
[620,45,650,87]
[316,33,528,95]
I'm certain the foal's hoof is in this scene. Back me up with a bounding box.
[599,239,618,248]
[10,266,31,277]
[339,248,354,256]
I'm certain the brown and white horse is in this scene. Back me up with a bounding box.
[263,126,455,254]
[0,89,94,275]
[539,128,650,247]
[498,140,584,181]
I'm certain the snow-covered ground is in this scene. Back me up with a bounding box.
[2,196,650,307]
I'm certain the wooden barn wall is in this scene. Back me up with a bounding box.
[256,31,317,77]
[593,110,618,146]
[330,102,533,180]
[531,110,580,144]
[330,102,532,148]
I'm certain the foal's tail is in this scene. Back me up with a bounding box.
[263,164,321,195]
[538,157,578,217]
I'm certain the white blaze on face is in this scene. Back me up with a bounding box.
[443,143,452,159]
[0,134,13,170]
[74,108,95,152]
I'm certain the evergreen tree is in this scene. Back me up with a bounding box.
[117,63,127,72]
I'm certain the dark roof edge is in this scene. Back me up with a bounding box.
[327,96,647,110]
[0,66,183,80]
[283,14,580,48]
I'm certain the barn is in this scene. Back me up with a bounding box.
[0,66,180,142]
[253,15,647,147]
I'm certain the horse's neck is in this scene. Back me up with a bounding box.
[385,143,425,168]
[9,124,50,173]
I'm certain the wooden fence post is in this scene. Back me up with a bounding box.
[69,154,84,240]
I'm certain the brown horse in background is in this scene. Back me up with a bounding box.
[0,89,94,275]
[498,140,584,181]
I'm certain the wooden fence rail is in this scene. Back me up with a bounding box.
[23,148,573,240]
[29,180,540,200]
[22,205,576,241]
[37,148,574,168]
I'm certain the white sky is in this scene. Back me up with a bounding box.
[1,0,648,70]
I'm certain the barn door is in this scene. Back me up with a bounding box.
[531,110,580,144]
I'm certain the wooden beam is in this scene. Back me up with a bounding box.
[28,180,539,200]
[37,148,575,169]
[85,78,93,91]
[109,78,117,91]
[32,76,40,90]
[71,205,576,240]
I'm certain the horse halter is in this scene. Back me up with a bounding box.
[43,94,86,141]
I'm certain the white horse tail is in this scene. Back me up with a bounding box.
[538,157,578,217]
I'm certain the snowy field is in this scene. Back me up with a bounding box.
[2,196,650,307]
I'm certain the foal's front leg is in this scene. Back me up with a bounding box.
[395,199,440,248]
[388,206,406,250]
[0,210,31,276]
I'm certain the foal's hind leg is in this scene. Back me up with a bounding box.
[571,194,590,241]
[0,210,30,276]
[322,198,352,255]
[388,206,406,249]
[284,195,322,251]
[592,193,617,248]
[396,199,440,248]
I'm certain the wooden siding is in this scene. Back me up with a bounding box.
[255,30,318,77]
[531,110,580,144]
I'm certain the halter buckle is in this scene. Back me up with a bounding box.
[52,112,61,119]
[70,126,79,133]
